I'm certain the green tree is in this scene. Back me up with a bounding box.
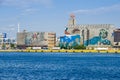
[2,44,6,49]
[10,43,15,49]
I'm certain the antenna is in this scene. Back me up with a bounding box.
[18,23,20,32]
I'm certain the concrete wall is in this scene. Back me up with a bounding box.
[17,32,56,49]
[65,24,115,47]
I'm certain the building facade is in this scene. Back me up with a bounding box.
[113,29,120,48]
[0,33,16,49]
[64,15,115,49]
[17,31,56,49]
[60,35,80,49]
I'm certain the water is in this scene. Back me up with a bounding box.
[0,52,120,80]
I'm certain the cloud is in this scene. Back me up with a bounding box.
[1,24,16,31]
[0,0,53,16]
[0,0,53,8]
[21,8,38,15]
[72,4,120,15]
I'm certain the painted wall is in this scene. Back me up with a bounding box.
[66,24,115,47]
[25,32,48,46]
[60,35,80,48]
[84,29,111,46]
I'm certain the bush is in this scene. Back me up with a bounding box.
[73,45,86,50]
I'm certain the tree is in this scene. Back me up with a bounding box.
[10,43,15,49]
[2,44,6,49]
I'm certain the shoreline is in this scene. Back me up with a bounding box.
[0,49,119,53]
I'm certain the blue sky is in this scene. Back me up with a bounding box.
[0,0,120,38]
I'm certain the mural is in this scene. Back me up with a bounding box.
[84,29,111,46]
[64,27,70,35]
[25,32,47,46]
[72,28,80,34]
[60,35,80,49]
[99,29,108,39]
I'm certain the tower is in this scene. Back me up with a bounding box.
[68,13,76,25]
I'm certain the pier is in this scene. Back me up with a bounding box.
[0,49,119,53]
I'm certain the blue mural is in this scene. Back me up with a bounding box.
[60,35,80,49]
[84,36,111,46]
[100,39,110,45]
[84,36,100,46]
[84,29,111,46]
[99,29,108,39]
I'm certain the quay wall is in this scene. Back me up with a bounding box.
[0,49,119,53]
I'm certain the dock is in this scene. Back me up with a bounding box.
[0,49,119,53]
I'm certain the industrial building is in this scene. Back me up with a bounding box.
[113,29,120,48]
[60,35,80,49]
[0,33,16,49]
[17,31,56,49]
[61,14,116,49]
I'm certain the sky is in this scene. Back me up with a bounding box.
[0,0,120,39]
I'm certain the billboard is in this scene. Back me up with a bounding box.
[60,35,80,49]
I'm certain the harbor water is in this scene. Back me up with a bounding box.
[0,52,120,80]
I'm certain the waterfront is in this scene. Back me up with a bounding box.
[0,52,120,80]
[0,49,120,53]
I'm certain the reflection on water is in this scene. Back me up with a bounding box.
[0,52,120,80]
